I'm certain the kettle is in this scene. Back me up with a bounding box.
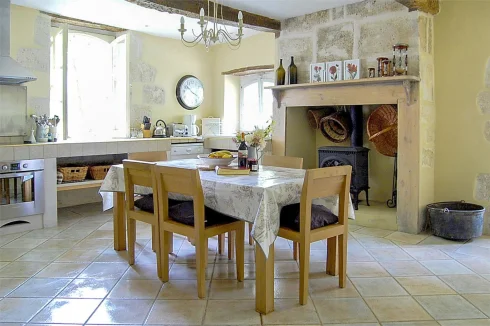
[153,120,167,138]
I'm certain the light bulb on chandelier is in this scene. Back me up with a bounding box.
[178,0,244,51]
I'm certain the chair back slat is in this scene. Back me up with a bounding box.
[123,159,158,216]
[262,155,303,169]
[128,151,167,162]
[301,165,352,227]
[153,165,205,226]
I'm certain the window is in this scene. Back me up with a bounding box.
[50,27,128,140]
[239,73,274,132]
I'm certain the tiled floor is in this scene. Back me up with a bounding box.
[1,203,490,326]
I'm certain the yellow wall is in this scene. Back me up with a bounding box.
[434,1,490,233]
[210,32,276,133]
[129,32,215,127]
[11,5,50,116]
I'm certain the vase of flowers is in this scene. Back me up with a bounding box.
[232,120,275,165]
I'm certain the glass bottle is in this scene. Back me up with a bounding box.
[288,56,298,85]
[276,59,286,86]
[238,132,248,169]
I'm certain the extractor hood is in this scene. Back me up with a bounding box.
[0,0,37,85]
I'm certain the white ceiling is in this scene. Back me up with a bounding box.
[12,0,364,40]
[225,0,364,20]
[11,0,259,40]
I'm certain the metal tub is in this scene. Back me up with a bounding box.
[427,201,485,241]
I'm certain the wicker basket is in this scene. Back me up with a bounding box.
[58,166,88,182]
[89,165,111,180]
[319,112,352,143]
[307,108,330,129]
[367,104,398,157]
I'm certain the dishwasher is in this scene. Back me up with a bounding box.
[169,143,205,160]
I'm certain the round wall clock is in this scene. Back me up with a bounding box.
[176,75,204,110]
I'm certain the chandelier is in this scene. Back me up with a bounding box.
[178,0,244,50]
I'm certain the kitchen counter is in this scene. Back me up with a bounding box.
[0,137,204,161]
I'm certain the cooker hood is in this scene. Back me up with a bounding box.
[0,0,37,85]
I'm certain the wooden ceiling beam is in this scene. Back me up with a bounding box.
[125,0,281,33]
[394,0,440,15]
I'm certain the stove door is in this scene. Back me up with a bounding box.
[0,170,44,220]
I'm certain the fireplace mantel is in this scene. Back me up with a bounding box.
[270,75,428,235]
[266,76,420,107]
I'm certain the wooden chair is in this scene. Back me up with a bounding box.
[260,155,304,260]
[154,165,246,298]
[277,165,351,305]
[123,160,162,279]
[128,151,168,162]
[128,151,170,252]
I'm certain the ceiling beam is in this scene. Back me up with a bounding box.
[222,64,274,76]
[125,0,281,33]
[394,0,440,15]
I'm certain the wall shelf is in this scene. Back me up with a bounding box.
[57,180,103,192]
[265,76,420,91]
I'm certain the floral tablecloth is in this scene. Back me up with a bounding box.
[99,159,355,257]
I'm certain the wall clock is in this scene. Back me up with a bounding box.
[176,75,204,110]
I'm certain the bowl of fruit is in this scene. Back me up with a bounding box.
[198,151,236,168]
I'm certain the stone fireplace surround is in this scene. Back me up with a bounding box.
[269,76,429,234]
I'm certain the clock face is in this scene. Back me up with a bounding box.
[176,75,204,110]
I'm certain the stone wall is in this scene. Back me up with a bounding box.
[277,0,419,83]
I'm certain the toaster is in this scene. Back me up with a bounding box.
[172,123,188,137]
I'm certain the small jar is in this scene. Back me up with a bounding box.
[376,57,389,77]
[368,68,376,78]
[248,158,258,172]
[382,60,393,77]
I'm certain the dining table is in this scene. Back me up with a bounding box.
[99,158,355,314]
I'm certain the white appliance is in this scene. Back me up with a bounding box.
[169,143,205,160]
[201,117,221,137]
[183,114,199,136]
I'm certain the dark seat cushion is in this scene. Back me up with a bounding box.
[169,201,237,226]
[280,203,338,231]
[134,194,237,226]
[134,194,187,213]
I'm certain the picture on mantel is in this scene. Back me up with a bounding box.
[310,63,325,83]
[344,59,361,80]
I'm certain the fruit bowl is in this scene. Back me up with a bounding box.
[197,154,236,168]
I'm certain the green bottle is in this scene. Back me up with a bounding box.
[289,56,298,84]
[276,59,285,86]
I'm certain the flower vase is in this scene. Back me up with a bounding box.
[248,146,259,171]
[248,147,257,160]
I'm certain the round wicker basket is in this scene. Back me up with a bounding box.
[307,108,330,129]
[367,104,398,157]
[320,112,352,143]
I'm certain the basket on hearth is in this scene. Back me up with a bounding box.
[319,111,352,143]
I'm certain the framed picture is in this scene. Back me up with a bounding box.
[326,61,343,82]
[310,63,325,83]
[344,59,360,80]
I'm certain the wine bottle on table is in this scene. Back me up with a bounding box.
[276,59,285,86]
[238,133,248,169]
[289,56,298,85]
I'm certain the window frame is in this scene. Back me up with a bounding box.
[51,24,126,140]
[239,72,274,132]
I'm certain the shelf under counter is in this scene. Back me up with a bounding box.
[57,180,103,192]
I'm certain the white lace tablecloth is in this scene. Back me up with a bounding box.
[99,159,355,257]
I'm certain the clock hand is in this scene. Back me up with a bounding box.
[184,85,198,97]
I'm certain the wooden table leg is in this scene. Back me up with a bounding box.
[113,192,126,251]
[255,242,274,314]
[228,231,235,260]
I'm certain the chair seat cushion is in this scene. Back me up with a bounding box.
[134,194,186,213]
[169,201,238,226]
[280,203,338,231]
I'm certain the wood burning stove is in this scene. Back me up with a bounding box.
[318,106,369,210]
